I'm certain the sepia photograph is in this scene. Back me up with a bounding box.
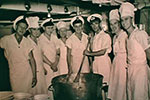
[0,0,150,100]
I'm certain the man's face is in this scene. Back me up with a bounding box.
[58,28,67,38]
[73,23,83,33]
[121,16,132,30]
[30,28,41,38]
[44,26,54,35]
[73,23,83,34]
[90,20,101,33]
[110,19,120,34]
[16,22,28,36]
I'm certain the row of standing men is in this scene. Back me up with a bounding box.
[108,2,150,100]
[0,2,150,100]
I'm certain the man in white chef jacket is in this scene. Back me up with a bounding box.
[66,16,90,76]
[119,2,150,100]
[27,16,47,95]
[107,9,127,100]
[39,18,60,100]
[55,21,69,76]
[0,16,37,93]
[84,14,111,84]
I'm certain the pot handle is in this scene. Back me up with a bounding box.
[48,84,54,91]
[101,82,108,93]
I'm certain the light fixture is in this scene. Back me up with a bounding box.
[47,4,52,12]
[64,6,69,13]
[47,4,52,18]
[24,0,31,11]
[47,13,51,18]
[99,4,102,7]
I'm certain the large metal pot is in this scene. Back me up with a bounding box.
[49,73,103,100]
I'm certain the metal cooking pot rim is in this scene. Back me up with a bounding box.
[51,73,103,84]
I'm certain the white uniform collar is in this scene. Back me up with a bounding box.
[13,33,26,45]
[27,35,38,46]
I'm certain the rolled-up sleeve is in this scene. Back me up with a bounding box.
[135,31,150,50]
[102,34,112,54]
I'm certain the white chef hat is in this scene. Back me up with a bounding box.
[41,18,54,29]
[109,9,120,21]
[57,21,67,30]
[27,16,40,28]
[13,16,29,30]
[119,2,135,18]
[87,14,102,23]
[70,16,84,27]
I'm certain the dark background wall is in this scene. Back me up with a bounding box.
[0,25,12,91]
[0,48,11,91]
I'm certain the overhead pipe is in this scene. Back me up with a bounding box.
[0,1,76,15]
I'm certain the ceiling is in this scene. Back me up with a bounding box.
[0,0,135,23]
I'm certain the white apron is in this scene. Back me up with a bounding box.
[0,34,33,93]
[57,39,68,75]
[38,34,59,100]
[92,31,111,83]
[66,33,90,73]
[28,37,47,95]
[127,30,150,100]
[39,34,59,87]
[108,30,127,100]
